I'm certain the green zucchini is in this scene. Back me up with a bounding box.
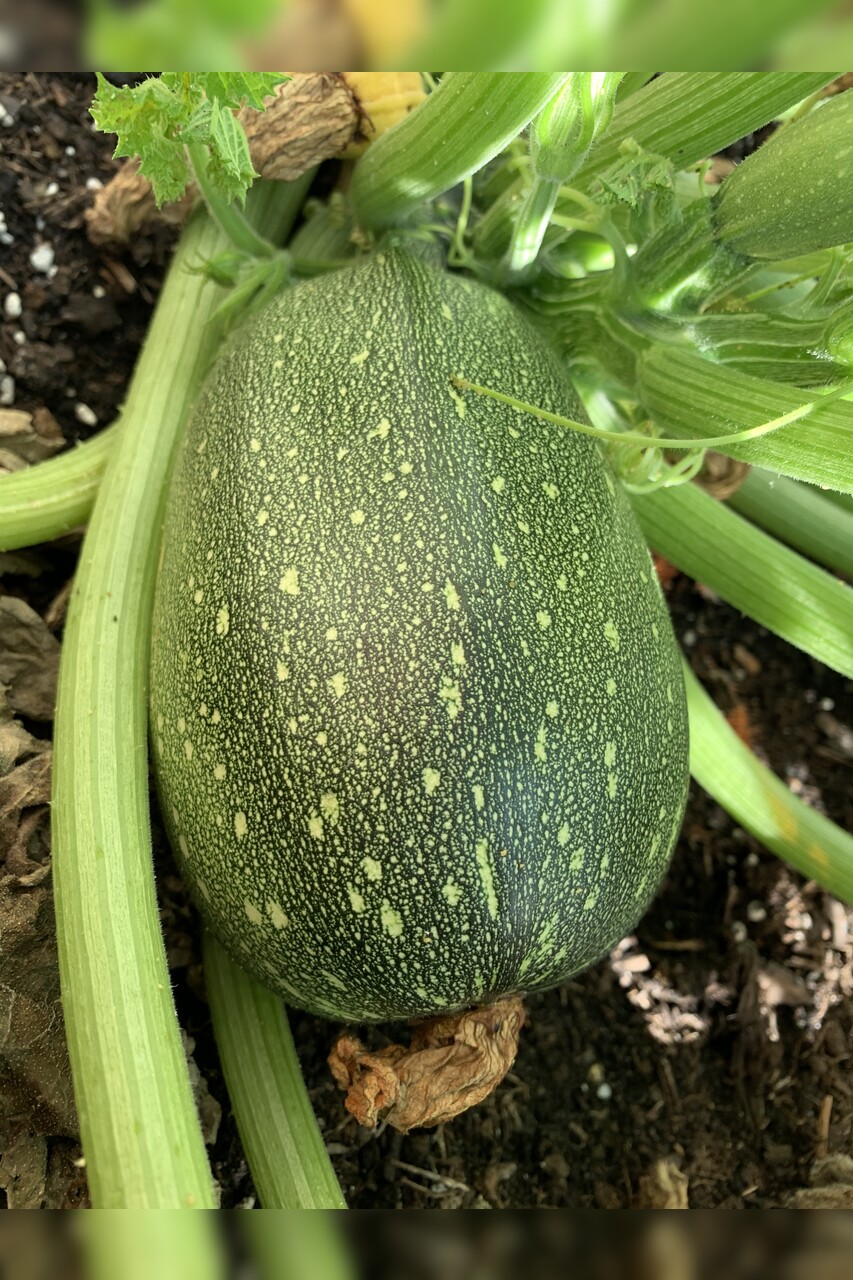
[150,249,689,1023]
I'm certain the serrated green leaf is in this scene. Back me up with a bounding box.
[196,73,284,111]
[90,71,286,208]
[206,97,257,207]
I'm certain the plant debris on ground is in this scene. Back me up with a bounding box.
[0,73,851,1210]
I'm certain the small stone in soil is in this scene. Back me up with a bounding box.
[30,244,55,273]
[74,402,98,427]
[4,292,22,319]
[0,375,14,406]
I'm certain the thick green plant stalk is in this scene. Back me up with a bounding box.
[632,481,853,679]
[608,0,837,73]
[714,92,853,259]
[350,72,569,230]
[82,1209,226,1280]
[728,469,853,580]
[685,663,853,903]
[240,1210,356,1280]
[51,179,310,1210]
[0,426,115,552]
[638,346,853,493]
[575,72,838,185]
[202,933,347,1210]
[53,210,226,1210]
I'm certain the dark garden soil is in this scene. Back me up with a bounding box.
[1,73,852,1212]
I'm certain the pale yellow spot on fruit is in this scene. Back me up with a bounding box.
[475,839,498,920]
[381,899,404,939]
[546,700,559,719]
[214,763,226,781]
[316,731,328,746]
[350,509,366,526]
[178,834,189,857]
[250,438,261,452]
[535,726,547,762]
[325,626,338,641]
[329,671,347,699]
[347,886,366,914]
[363,856,382,882]
[177,717,186,735]
[268,901,288,929]
[256,509,269,526]
[556,574,568,592]
[156,713,164,732]
[320,792,340,824]
[449,385,466,418]
[536,610,552,631]
[444,580,460,610]
[276,661,289,682]
[607,773,617,799]
[543,482,559,500]
[244,899,263,926]
[451,641,465,667]
[557,822,570,846]
[606,678,617,696]
[211,709,221,725]
[493,543,508,569]
[216,606,230,636]
[350,348,369,365]
[442,878,463,906]
[604,619,620,651]
[183,739,193,760]
[193,588,203,604]
[423,767,441,796]
[399,460,413,475]
[491,476,505,494]
[234,811,248,839]
[279,568,299,595]
[441,302,452,320]
[472,784,485,811]
[308,815,324,841]
[439,678,462,720]
[367,417,391,441]
[570,847,584,871]
[604,741,616,768]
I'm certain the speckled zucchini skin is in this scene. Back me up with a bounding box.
[150,249,689,1023]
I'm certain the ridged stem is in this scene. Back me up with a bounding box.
[52,180,310,1210]
[350,72,569,231]
[0,426,116,552]
[203,933,347,1210]
[686,662,853,903]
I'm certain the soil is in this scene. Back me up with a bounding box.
[1,73,852,1212]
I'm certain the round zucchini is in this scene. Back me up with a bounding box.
[150,249,689,1023]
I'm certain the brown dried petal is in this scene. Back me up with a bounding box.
[329,995,525,1133]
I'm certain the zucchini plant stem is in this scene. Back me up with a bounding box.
[0,425,116,551]
[186,141,279,259]
[504,177,561,279]
[52,176,312,1209]
[350,72,570,231]
[203,933,347,1209]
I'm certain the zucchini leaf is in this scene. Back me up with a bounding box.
[637,346,853,493]
[632,481,853,678]
[685,662,853,904]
